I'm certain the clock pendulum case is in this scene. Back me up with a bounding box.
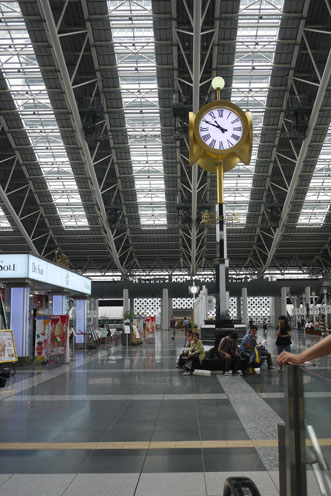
[189,77,253,321]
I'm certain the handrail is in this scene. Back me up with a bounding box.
[306,424,331,496]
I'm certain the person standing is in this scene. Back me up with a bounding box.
[170,315,177,340]
[183,316,190,332]
[276,315,292,373]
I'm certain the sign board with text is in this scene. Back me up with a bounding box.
[0,330,18,363]
[0,254,91,295]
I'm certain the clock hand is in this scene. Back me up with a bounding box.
[214,120,227,133]
[203,119,220,129]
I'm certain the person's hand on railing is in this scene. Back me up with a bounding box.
[277,351,305,366]
[277,333,331,366]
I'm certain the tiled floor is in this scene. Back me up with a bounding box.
[0,328,331,495]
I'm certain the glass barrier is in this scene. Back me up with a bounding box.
[302,365,331,496]
[279,365,331,496]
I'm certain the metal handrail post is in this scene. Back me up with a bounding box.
[285,365,307,495]
[278,423,287,496]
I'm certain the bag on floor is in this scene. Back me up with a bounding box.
[185,359,193,371]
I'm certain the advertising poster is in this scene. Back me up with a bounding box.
[0,330,18,363]
[145,316,155,340]
[35,315,69,363]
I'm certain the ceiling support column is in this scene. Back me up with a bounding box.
[190,0,201,278]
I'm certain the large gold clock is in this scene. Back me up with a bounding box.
[194,101,249,155]
[189,95,253,174]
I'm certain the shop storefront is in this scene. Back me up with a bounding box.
[0,254,95,361]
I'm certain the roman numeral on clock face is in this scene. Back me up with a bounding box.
[231,117,239,124]
[209,111,215,119]
[217,109,223,118]
[227,139,233,147]
[199,127,208,132]
[210,138,216,148]
[219,141,224,149]
[233,127,242,132]
[231,134,239,141]
[202,133,211,142]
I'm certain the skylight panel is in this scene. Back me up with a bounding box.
[0,207,12,231]
[297,124,331,226]
[108,0,167,229]
[228,0,284,226]
[0,2,89,230]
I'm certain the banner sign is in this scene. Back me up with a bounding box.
[0,330,18,363]
[35,315,69,364]
[0,254,91,295]
[145,316,155,340]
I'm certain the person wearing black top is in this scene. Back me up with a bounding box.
[276,315,292,373]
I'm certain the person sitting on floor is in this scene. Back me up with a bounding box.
[183,332,205,376]
[218,332,242,376]
[176,329,193,368]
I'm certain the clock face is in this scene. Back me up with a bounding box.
[198,107,244,151]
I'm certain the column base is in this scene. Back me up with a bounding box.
[200,318,246,345]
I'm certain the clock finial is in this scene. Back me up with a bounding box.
[212,76,225,101]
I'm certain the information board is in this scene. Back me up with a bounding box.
[0,330,18,363]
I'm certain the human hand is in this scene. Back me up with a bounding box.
[188,353,192,358]
[225,353,231,359]
[277,352,304,366]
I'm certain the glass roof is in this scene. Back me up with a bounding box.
[0,207,12,231]
[0,2,89,230]
[227,0,284,225]
[297,124,331,226]
[108,0,167,229]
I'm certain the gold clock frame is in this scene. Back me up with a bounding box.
[193,100,249,156]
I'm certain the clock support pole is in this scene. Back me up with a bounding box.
[215,161,229,320]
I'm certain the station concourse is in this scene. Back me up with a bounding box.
[0,0,331,495]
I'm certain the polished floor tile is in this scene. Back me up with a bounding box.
[63,473,139,496]
[1,327,331,493]
[0,474,75,496]
[135,472,206,496]
[142,449,204,473]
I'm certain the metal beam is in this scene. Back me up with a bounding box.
[0,185,39,256]
[257,48,331,276]
[38,0,126,277]
[190,0,201,277]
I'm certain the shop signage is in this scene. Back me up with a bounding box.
[0,330,18,363]
[0,255,91,295]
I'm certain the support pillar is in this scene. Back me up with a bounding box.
[123,289,129,316]
[161,288,169,330]
[75,299,86,344]
[5,287,32,358]
[242,287,248,328]
[294,296,301,328]
[281,287,287,317]
[236,296,242,320]
[304,287,311,318]
[52,294,67,315]
[312,292,316,323]
[215,201,229,319]
[323,287,328,322]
